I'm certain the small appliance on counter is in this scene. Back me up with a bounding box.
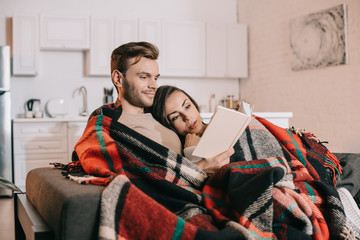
[25,98,42,118]
[45,98,69,118]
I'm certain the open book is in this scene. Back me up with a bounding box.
[192,106,253,158]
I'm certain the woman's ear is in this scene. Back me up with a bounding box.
[112,70,124,88]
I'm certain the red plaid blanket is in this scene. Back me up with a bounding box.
[69,102,353,240]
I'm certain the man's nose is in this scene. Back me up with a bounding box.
[149,77,157,88]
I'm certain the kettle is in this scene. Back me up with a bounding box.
[25,99,41,118]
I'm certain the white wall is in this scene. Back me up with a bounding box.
[238,0,360,153]
[0,0,240,118]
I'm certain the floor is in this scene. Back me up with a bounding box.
[0,197,15,240]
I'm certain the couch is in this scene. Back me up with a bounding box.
[14,153,360,240]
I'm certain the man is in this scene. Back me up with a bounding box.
[110,41,233,174]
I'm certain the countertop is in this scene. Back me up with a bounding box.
[13,116,89,123]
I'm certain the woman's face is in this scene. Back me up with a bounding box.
[165,91,204,136]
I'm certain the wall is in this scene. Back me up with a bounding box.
[238,0,360,153]
[0,0,239,118]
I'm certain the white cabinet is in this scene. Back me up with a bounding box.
[86,18,163,76]
[162,21,206,77]
[200,112,293,128]
[254,112,293,128]
[115,18,138,46]
[12,14,249,79]
[86,17,115,76]
[40,15,90,50]
[67,121,87,160]
[12,15,39,76]
[206,23,248,78]
[139,19,163,70]
[12,119,87,191]
[13,122,68,190]
[227,24,248,78]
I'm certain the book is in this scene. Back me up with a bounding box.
[192,106,252,158]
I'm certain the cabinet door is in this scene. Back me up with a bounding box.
[227,24,248,78]
[12,15,39,76]
[162,21,206,77]
[86,17,115,76]
[206,23,248,78]
[40,15,90,50]
[139,19,163,71]
[67,122,87,161]
[14,153,67,190]
[115,18,138,46]
[206,23,227,78]
[13,122,67,138]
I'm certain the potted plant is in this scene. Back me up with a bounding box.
[0,177,23,193]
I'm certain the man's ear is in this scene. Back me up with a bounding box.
[112,70,124,88]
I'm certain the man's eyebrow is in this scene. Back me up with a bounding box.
[137,72,160,77]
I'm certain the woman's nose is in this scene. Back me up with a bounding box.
[183,114,191,122]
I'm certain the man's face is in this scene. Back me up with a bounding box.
[122,57,160,109]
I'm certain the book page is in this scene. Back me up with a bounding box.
[192,106,252,158]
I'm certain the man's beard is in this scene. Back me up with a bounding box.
[122,78,152,108]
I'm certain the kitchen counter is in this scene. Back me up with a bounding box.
[201,112,293,128]
[13,116,89,123]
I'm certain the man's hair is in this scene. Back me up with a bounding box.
[150,85,200,136]
[110,41,159,76]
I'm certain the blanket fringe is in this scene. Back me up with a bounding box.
[288,126,343,185]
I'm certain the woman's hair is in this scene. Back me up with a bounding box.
[111,42,159,92]
[150,85,200,136]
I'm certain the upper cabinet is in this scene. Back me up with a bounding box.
[115,18,138,46]
[227,24,248,78]
[12,15,39,76]
[85,17,115,76]
[139,19,163,71]
[12,15,248,78]
[206,23,248,78]
[162,21,206,77]
[40,15,90,50]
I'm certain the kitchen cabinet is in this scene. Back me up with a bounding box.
[86,18,163,76]
[85,17,137,77]
[162,20,206,77]
[139,19,163,71]
[12,118,87,191]
[39,15,90,50]
[12,14,249,79]
[85,16,115,76]
[67,121,87,160]
[201,112,293,128]
[206,23,248,78]
[12,15,39,76]
[115,18,138,46]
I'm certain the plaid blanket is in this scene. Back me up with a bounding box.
[70,101,353,240]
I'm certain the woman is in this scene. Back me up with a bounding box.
[151,85,207,162]
[151,85,289,164]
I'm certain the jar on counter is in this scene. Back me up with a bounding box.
[226,95,234,109]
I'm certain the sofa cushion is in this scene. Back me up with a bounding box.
[26,167,104,240]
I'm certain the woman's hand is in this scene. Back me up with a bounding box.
[184,133,201,148]
[195,148,234,175]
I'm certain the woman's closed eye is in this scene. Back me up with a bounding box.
[169,114,180,122]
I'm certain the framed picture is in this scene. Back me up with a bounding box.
[290,4,348,71]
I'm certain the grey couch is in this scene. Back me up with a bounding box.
[15,153,360,240]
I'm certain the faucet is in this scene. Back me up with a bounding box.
[78,86,88,117]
